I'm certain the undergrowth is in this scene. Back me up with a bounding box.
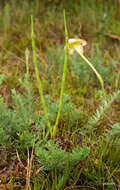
[0,1,120,190]
[0,70,120,189]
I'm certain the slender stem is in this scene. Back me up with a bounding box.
[31,16,52,133]
[52,11,68,138]
[75,47,106,98]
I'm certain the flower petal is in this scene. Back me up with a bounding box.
[67,38,87,55]
[68,38,87,48]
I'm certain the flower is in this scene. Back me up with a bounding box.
[64,38,105,97]
[68,38,87,55]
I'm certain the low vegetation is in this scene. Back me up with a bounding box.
[0,1,120,189]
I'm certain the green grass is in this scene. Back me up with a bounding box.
[0,1,120,189]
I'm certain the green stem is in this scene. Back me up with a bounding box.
[52,11,68,139]
[31,16,52,133]
[75,47,106,98]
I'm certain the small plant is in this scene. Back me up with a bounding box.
[86,89,120,132]
[31,13,90,189]
[0,74,36,149]
[35,141,90,171]
[31,11,69,154]
[31,11,106,154]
